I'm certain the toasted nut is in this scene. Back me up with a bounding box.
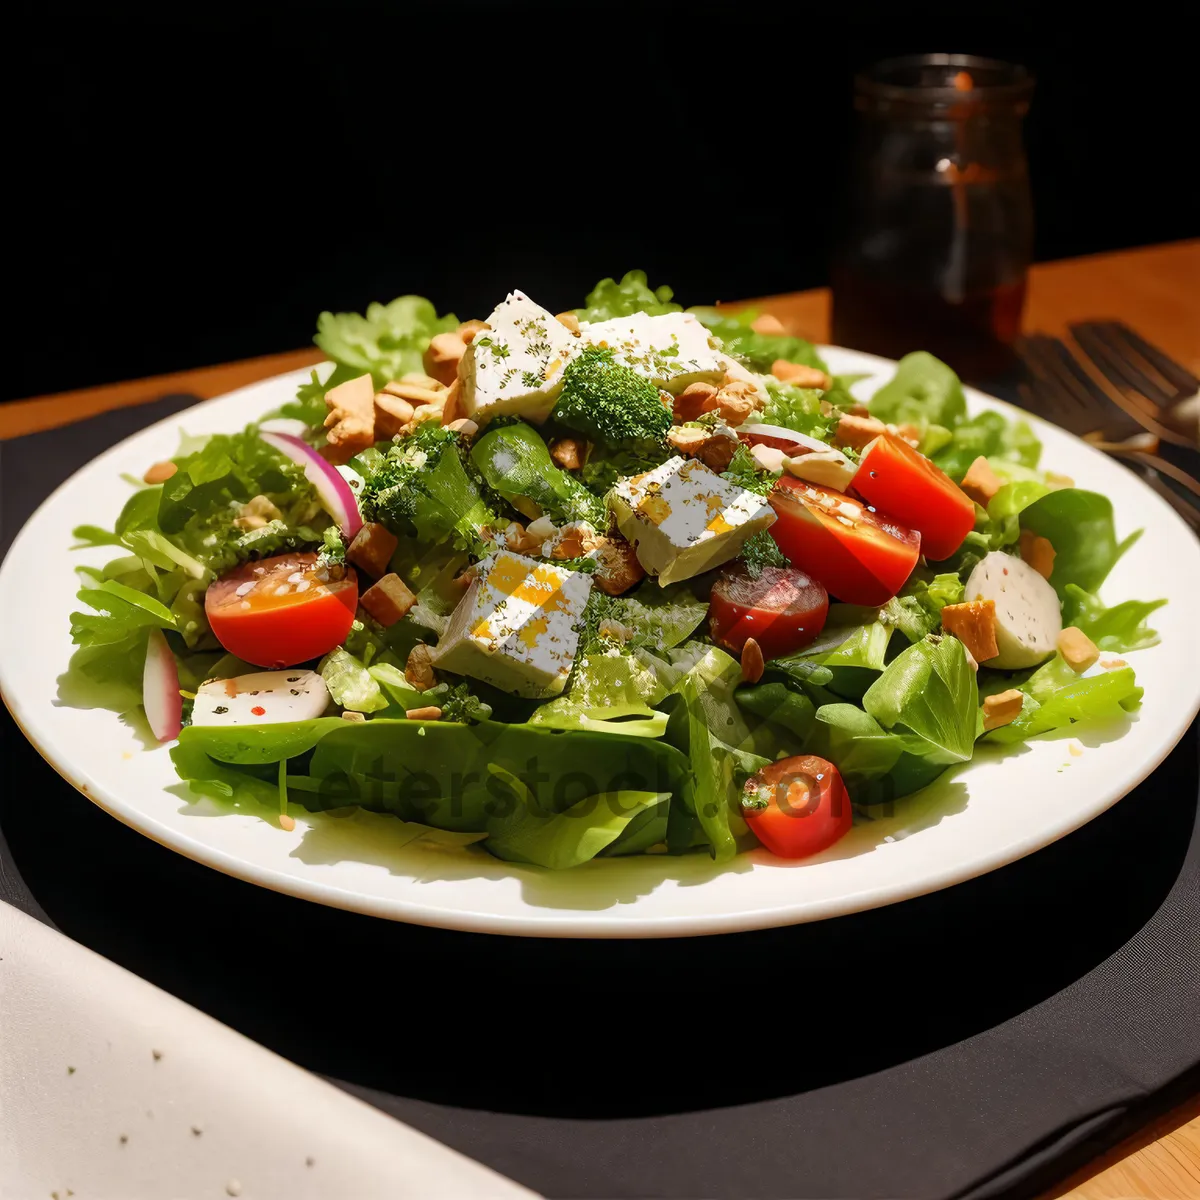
[143,460,177,484]
[347,521,398,578]
[526,515,558,541]
[555,311,582,335]
[341,710,367,722]
[941,600,1000,663]
[322,374,377,463]
[750,314,786,335]
[457,319,490,344]
[233,494,282,530]
[405,643,436,691]
[673,381,719,423]
[550,435,586,470]
[400,372,446,390]
[552,521,599,559]
[441,378,464,426]
[772,360,833,390]
[982,688,1024,732]
[424,331,468,386]
[591,535,645,596]
[667,425,738,471]
[835,412,889,451]
[405,706,443,721]
[750,443,787,474]
[1057,626,1100,673]
[501,521,528,550]
[741,637,765,684]
[1019,529,1057,580]
[359,573,417,627]
[446,418,479,440]
[712,386,756,427]
[960,455,1003,507]
[381,381,446,407]
[374,393,416,439]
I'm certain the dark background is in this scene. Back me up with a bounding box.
[8,4,1197,402]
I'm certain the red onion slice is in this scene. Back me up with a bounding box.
[260,430,363,538]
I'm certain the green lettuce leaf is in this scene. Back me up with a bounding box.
[485,789,669,869]
[691,308,828,373]
[314,295,458,385]
[320,647,388,714]
[869,352,968,429]
[575,270,682,323]
[1061,585,1166,652]
[932,409,1042,481]
[882,572,965,643]
[758,383,838,439]
[70,578,178,648]
[863,635,978,764]
[1018,488,1138,596]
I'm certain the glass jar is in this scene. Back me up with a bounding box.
[831,55,1035,383]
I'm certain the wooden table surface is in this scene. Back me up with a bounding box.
[2,241,1198,1198]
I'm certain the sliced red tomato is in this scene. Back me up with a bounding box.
[769,478,920,605]
[852,435,976,561]
[709,564,829,659]
[205,551,358,668]
[741,755,852,859]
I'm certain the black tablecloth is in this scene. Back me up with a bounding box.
[2,395,1197,1200]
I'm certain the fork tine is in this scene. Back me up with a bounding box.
[1071,322,1177,410]
[1101,321,1199,397]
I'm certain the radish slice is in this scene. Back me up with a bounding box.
[143,628,182,742]
[260,430,363,539]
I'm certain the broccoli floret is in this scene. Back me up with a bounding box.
[359,424,495,554]
[553,347,672,453]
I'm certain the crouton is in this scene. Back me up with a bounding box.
[750,314,786,335]
[1057,626,1100,674]
[423,331,468,387]
[834,412,888,451]
[322,374,377,463]
[143,460,177,484]
[549,436,586,470]
[982,688,1024,732]
[960,456,1002,507]
[405,706,443,721]
[941,600,1000,663]
[1019,529,1057,580]
[667,424,739,472]
[741,637,765,683]
[347,522,398,578]
[591,535,645,596]
[771,360,833,390]
[359,573,416,627]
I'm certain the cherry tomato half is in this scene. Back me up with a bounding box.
[205,551,358,668]
[852,435,975,562]
[769,478,920,606]
[741,754,852,859]
[709,564,829,659]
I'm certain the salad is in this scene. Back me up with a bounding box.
[67,271,1166,869]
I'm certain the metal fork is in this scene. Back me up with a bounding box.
[1017,333,1200,531]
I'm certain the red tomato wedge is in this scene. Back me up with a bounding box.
[741,755,852,859]
[709,564,829,659]
[205,551,358,668]
[769,478,920,605]
[852,435,976,561]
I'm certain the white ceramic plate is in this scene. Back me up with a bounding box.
[2,349,1197,938]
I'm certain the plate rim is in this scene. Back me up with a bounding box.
[2,347,1198,938]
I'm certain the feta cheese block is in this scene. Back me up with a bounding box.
[459,291,579,424]
[610,456,776,586]
[964,551,1063,669]
[191,670,330,726]
[433,550,593,698]
[581,312,725,394]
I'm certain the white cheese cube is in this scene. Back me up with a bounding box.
[459,291,579,424]
[433,550,593,698]
[580,312,725,394]
[610,456,776,586]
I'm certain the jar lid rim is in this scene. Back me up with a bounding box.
[855,54,1034,110]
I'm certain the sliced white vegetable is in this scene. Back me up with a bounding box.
[191,670,331,726]
[143,628,182,742]
[738,423,815,448]
[965,551,1063,669]
[260,430,363,538]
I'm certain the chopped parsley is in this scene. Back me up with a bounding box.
[720,443,774,496]
[739,530,790,579]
